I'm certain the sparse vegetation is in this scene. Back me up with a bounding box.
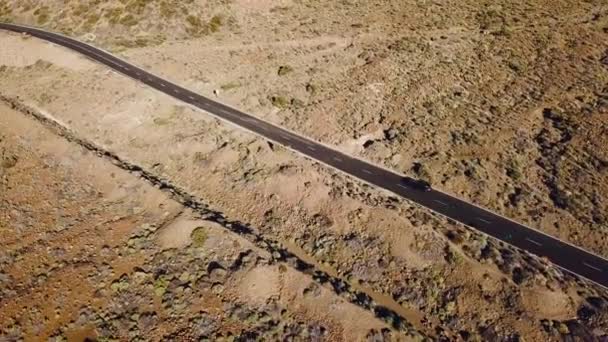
[412,162,432,183]
[0,0,12,20]
[506,157,522,181]
[153,276,169,296]
[159,1,177,18]
[477,8,504,31]
[270,95,290,109]
[3,1,608,340]
[290,98,305,108]
[153,117,171,126]
[110,275,130,292]
[113,35,165,48]
[124,0,151,15]
[220,81,241,91]
[186,14,203,35]
[119,13,138,26]
[0,1,227,47]
[18,2,32,13]
[104,7,124,25]
[33,5,50,25]
[71,3,89,18]
[269,6,290,13]
[208,15,222,33]
[83,13,100,30]
[193,151,206,163]
[278,65,294,76]
[186,14,224,36]
[305,83,317,94]
[191,227,207,248]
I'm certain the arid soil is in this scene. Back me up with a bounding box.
[1,0,608,341]
[0,103,411,341]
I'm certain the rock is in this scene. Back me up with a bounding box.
[194,314,218,337]
[209,267,227,282]
[80,33,97,42]
[1,151,18,169]
[384,128,399,141]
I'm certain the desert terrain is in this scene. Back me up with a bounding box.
[1,0,608,341]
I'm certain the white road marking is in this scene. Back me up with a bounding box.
[433,200,448,206]
[333,156,343,162]
[525,237,543,247]
[188,95,195,100]
[159,83,166,87]
[476,217,492,224]
[362,169,374,175]
[397,184,409,190]
[583,262,603,272]
[281,135,292,141]
[307,146,317,151]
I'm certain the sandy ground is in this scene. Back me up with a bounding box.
[0,102,413,341]
[1,0,608,341]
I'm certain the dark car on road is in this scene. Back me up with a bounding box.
[402,177,432,192]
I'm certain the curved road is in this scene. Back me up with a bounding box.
[1,22,607,290]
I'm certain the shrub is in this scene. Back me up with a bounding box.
[278,65,293,76]
[34,6,50,25]
[220,82,241,91]
[270,95,290,109]
[119,14,138,26]
[208,15,222,32]
[191,227,207,248]
[104,7,124,25]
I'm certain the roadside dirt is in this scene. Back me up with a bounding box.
[1,0,608,340]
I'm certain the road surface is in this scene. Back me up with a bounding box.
[1,22,607,290]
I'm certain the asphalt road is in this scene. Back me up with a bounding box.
[2,22,607,290]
